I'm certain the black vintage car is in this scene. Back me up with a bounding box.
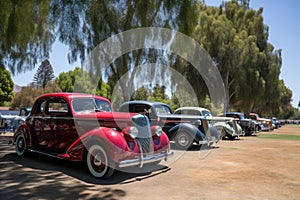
[221,112,260,135]
[119,101,221,149]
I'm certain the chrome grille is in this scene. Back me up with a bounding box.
[132,114,153,154]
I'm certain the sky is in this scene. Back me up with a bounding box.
[12,0,300,108]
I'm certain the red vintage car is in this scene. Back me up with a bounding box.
[13,93,173,178]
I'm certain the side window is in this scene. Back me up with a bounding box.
[249,115,256,120]
[185,110,200,115]
[95,99,112,112]
[35,100,47,115]
[175,110,181,114]
[133,105,148,114]
[47,99,69,115]
[182,110,190,115]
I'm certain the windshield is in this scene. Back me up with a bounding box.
[239,113,245,119]
[154,105,172,115]
[72,98,112,113]
[202,110,212,117]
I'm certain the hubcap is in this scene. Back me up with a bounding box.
[18,138,24,150]
[178,135,189,146]
[93,153,102,166]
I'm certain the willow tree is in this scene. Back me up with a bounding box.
[50,0,200,101]
[0,0,55,75]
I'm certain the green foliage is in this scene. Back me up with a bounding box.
[11,82,61,109]
[1,0,297,119]
[132,86,149,100]
[258,134,300,141]
[195,1,286,117]
[33,59,55,88]
[0,66,14,103]
[55,67,111,99]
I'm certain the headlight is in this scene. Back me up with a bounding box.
[153,126,163,137]
[195,120,202,126]
[129,127,139,139]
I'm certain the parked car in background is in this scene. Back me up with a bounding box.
[270,117,281,129]
[12,93,173,178]
[248,113,273,131]
[174,107,243,139]
[0,108,30,134]
[118,101,221,149]
[19,107,32,117]
[221,112,259,136]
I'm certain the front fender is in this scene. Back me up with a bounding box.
[13,124,32,147]
[167,123,206,142]
[67,127,131,162]
[208,124,221,139]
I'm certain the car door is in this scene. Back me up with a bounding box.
[31,98,49,149]
[46,98,78,152]
[32,97,77,152]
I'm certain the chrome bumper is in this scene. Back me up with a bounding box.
[118,151,174,168]
[199,134,221,145]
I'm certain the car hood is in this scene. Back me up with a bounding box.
[257,117,272,122]
[74,111,137,119]
[73,111,143,129]
[205,116,234,122]
[157,114,208,122]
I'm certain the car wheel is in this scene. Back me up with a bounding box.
[86,144,115,178]
[15,134,26,156]
[226,133,235,140]
[255,125,260,132]
[175,131,193,150]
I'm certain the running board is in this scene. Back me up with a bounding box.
[28,148,64,160]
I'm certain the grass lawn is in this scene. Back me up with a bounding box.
[258,134,300,141]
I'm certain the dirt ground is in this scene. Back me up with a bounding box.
[0,125,299,200]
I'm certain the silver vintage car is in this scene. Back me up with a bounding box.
[174,107,243,139]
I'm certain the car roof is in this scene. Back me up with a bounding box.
[38,93,110,102]
[175,107,210,112]
[225,112,244,115]
[120,100,170,107]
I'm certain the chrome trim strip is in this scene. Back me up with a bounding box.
[118,151,174,168]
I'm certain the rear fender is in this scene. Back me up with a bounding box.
[213,122,235,135]
[168,123,206,142]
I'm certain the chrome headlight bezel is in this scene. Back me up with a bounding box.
[154,126,163,137]
[129,126,139,139]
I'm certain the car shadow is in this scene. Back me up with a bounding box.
[1,151,171,185]
[170,143,220,152]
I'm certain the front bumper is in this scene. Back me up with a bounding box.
[199,134,220,146]
[118,151,174,168]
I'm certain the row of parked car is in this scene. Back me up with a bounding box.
[7,93,281,178]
